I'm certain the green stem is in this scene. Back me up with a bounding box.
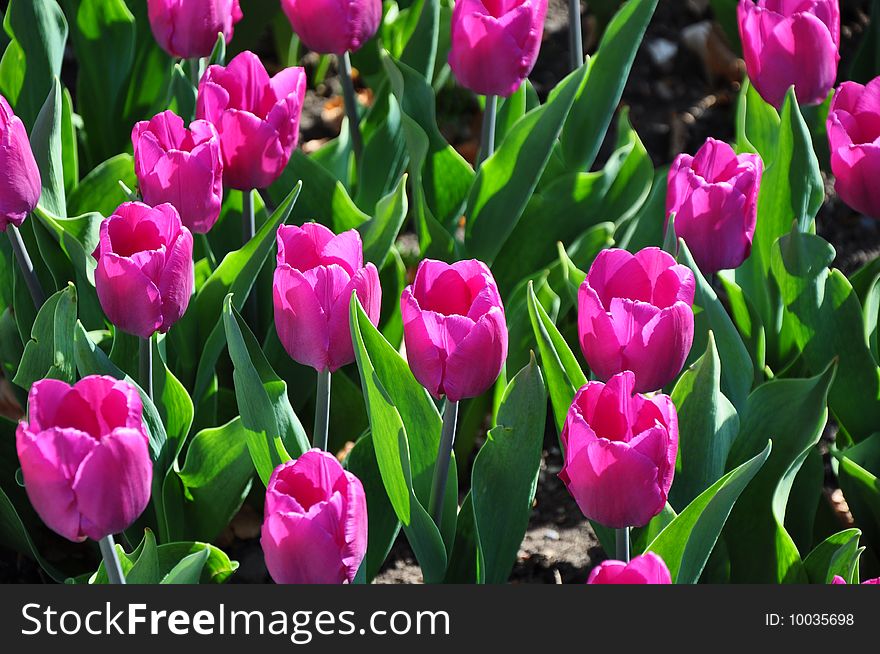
[313,368,331,451]
[478,95,497,168]
[242,189,258,326]
[139,335,153,401]
[429,399,459,526]
[340,51,363,166]
[197,232,216,269]
[99,535,126,584]
[189,57,202,87]
[7,223,45,308]
[616,527,631,563]
[568,0,584,70]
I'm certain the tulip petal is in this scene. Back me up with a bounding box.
[443,307,508,401]
[274,266,330,371]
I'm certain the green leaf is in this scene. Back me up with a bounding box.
[125,528,160,584]
[66,153,136,218]
[60,85,78,194]
[736,81,779,157]
[0,485,67,582]
[358,173,408,267]
[160,548,210,584]
[399,0,439,81]
[803,529,863,585]
[30,77,66,216]
[835,434,880,576]
[13,283,77,389]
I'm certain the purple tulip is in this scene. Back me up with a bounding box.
[827,78,880,218]
[281,0,382,55]
[666,138,763,275]
[578,247,695,394]
[587,553,672,584]
[132,111,223,234]
[560,372,679,529]
[261,449,368,584]
[831,575,880,584]
[147,0,243,59]
[273,223,380,372]
[737,0,840,109]
[401,259,508,402]
[448,0,548,98]
[197,51,306,190]
[94,202,194,339]
[16,376,152,543]
[0,95,41,232]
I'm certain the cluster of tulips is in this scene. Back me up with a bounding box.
[2,0,880,586]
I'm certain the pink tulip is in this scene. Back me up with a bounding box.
[737,0,840,109]
[666,138,763,275]
[560,372,679,529]
[94,202,194,339]
[197,51,306,190]
[831,575,880,584]
[587,553,672,584]
[132,111,223,234]
[274,223,380,372]
[448,0,548,98]
[16,376,152,543]
[0,95,41,232]
[281,0,382,55]
[147,0,243,59]
[261,449,367,584]
[578,247,695,393]
[401,259,508,402]
[827,78,880,218]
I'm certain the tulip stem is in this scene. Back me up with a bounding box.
[429,399,459,527]
[340,51,363,167]
[99,535,127,585]
[139,336,153,401]
[189,58,201,87]
[478,95,497,168]
[568,0,584,70]
[314,368,331,451]
[7,224,46,309]
[242,189,258,326]
[616,527,630,563]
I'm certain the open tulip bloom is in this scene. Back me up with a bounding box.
[587,553,672,584]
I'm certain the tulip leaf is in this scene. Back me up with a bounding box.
[670,332,740,510]
[66,153,136,218]
[400,0,439,81]
[443,493,483,583]
[736,81,780,158]
[92,535,236,584]
[0,485,67,582]
[358,173,409,267]
[30,77,66,217]
[724,365,835,583]
[834,434,880,576]
[559,0,658,172]
[803,528,863,585]
[125,528,160,585]
[160,548,210,584]
[12,283,77,389]
[152,338,194,458]
[471,356,547,584]
[647,442,770,583]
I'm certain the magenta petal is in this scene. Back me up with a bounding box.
[327,263,380,372]
[157,227,194,332]
[401,290,445,398]
[274,266,330,371]
[262,511,349,584]
[443,307,508,401]
[95,254,163,338]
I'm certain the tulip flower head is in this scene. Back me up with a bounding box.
[273,223,381,372]
[578,247,695,394]
[281,0,382,55]
[401,259,508,402]
[94,202,195,339]
[831,575,880,584]
[827,77,880,219]
[737,0,840,109]
[0,95,41,232]
[449,0,549,98]
[666,138,763,275]
[587,552,672,584]
[560,372,679,529]
[197,51,306,190]
[147,0,243,59]
[132,111,223,234]
[16,376,152,543]
[262,449,368,584]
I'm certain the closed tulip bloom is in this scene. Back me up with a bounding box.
[16,376,151,543]
[587,553,672,585]
[578,248,695,393]
[737,0,840,109]
[94,202,194,339]
[448,0,549,98]
[132,111,223,234]
[197,51,306,190]
[827,78,880,218]
[666,138,763,275]
[262,449,367,584]
[274,223,380,372]
[0,95,41,232]
[560,372,679,529]
[281,0,382,55]
[147,0,243,59]
[831,575,880,584]
[401,259,508,402]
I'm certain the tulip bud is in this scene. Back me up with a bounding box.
[197,51,306,190]
[147,0,243,59]
[401,259,508,402]
[0,95,41,232]
[94,202,194,339]
[578,247,695,393]
[448,0,548,98]
[737,0,840,109]
[666,138,763,275]
[827,78,880,218]
[587,553,672,584]
[281,0,382,55]
[132,111,223,234]
[831,575,880,584]
[261,449,368,584]
[16,376,152,543]
[560,372,679,529]
[274,223,380,372]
